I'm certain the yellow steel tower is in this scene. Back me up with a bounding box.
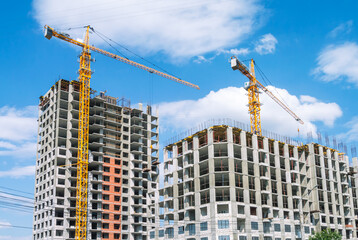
[44,25,199,240]
[247,59,261,135]
[231,56,304,135]
[76,25,91,240]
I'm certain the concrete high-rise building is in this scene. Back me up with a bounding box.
[155,125,358,240]
[33,79,160,240]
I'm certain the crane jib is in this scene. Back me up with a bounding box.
[44,25,199,89]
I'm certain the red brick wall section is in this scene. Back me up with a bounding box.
[102,156,122,240]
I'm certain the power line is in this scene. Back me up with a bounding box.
[0,193,34,204]
[0,190,34,201]
[0,201,33,210]
[0,186,33,196]
[0,223,32,230]
[0,204,33,214]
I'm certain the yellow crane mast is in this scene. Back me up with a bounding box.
[44,25,199,240]
[231,56,304,135]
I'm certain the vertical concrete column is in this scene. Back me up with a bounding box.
[352,157,358,235]
[208,127,213,145]
[308,144,320,232]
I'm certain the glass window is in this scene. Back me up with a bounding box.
[201,238,209,240]
[166,228,174,238]
[218,220,230,229]
[263,223,271,233]
[252,237,259,240]
[239,237,247,240]
[285,225,291,232]
[251,221,259,230]
[178,226,184,234]
[304,226,310,234]
[274,224,281,232]
[201,222,208,231]
[188,224,196,236]
[218,236,230,240]
[159,230,164,237]
[150,232,155,239]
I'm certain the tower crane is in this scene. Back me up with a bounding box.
[44,25,199,240]
[231,56,303,135]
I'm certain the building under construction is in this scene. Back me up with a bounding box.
[33,79,160,240]
[33,81,358,240]
[155,125,358,240]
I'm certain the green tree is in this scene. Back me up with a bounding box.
[309,229,342,240]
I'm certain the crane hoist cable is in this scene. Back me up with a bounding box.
[93,29,180,79]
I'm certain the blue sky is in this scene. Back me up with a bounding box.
[1,0,358,238]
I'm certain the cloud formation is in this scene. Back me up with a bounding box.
[0,142,37,159]
[314,42,358,86]
[158,86,342,137]
[339,117,358,142]
[0,236,32,240]
[0,106,37,142]
[220,48,250,56]
[0,165,36,178]
[0,106,38,159]
[193,33,278,64]
[194,48,249,64]
[33,0,263,59]
[254,33,278,55]
[0,221,11,229]
[329,20,353,38]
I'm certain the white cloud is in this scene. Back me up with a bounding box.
[0,141,17,150]
[0,236,31,240]
[254,33,278,55]
[194,48,249,64]
[339,117,358,142]
[329,20,353,38]
[158,86,342,137]
[0,142,37,159]
[313,42,358,86]
[300,95,317,103]
[193,55,213,64]
[0,166,35,178]
[0,221,11,229]
[33,0,263,59]
[219,48,250,56]
[0,106,38,159]
[0,106,38,142]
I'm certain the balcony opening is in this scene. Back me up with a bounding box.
[233,129,241,145]
[246,133,253,148]
[213,126,227,143]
